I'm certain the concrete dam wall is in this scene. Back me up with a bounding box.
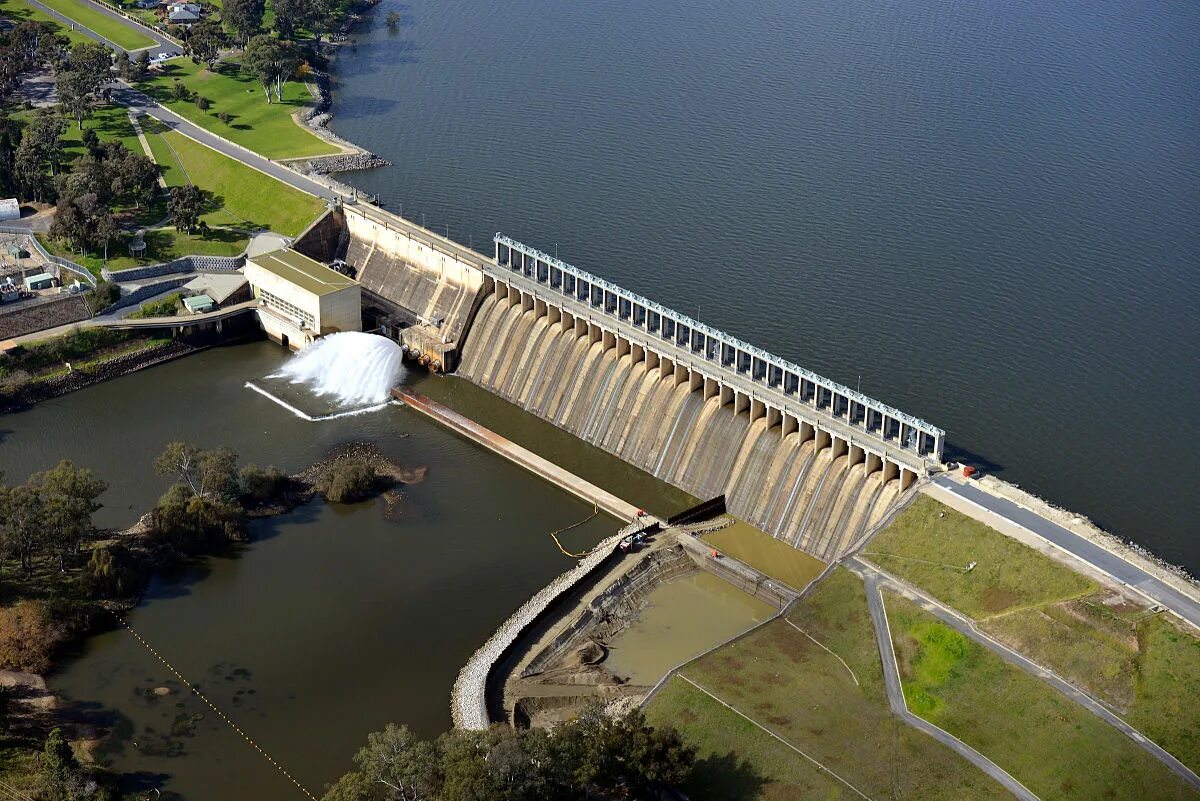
[457,291,899,560]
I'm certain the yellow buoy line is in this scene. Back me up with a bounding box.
[108,611,317,800]
[549,503,601,558]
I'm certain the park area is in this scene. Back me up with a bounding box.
[868,494,1200,774]
[644,569,1011,801]
[137,59,340,159]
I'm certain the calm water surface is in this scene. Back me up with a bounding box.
[0,342,618,798]
[331,0,1200,569]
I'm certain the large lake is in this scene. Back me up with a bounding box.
[330,0,1200,571]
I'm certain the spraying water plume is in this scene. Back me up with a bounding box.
[268,332,405,409]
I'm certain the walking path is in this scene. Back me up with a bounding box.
[926,476,1200,631]
[848,557,1200,792]
[853,567,1040,801]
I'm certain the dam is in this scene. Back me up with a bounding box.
[293,202,944,562]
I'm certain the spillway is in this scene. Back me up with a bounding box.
[457,294,900,561]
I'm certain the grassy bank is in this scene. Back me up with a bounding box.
[867,494,1097,617]
[0,0,93,46]
[140,117,325,235]
[645,568,1010,800]
[137,59,339,159]
[34,0,155,49]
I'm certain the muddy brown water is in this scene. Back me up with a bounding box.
[604,572,774,686]
[0,342,627,799]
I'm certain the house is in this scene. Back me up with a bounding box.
[0,198,19,222]
[133,0,160,8]
[167,3,200,23]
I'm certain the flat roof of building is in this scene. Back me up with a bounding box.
[249,248,356,297]
[183,294,214,312]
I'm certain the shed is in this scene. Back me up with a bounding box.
[0,198,18,222]
[183,294,214,314]
[24,272,54,291]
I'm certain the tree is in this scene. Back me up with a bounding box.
[243,34,298,103]
[196,95,210,112]
[272,0,324,40]
[238,464,288,503]
[355,724,440,801]
[167,184,202,233]
[222,0,265,46]
[114,49,131,81]
[41,727,80,789]
[133,49,151,80]
[153,443,245,547]
[30,460,106,572]
[155,442,240,501]
[54,42,112,129]
[13,109,65,201]
[218,111,232,125]
[85,280,121,314]
[187,19,224,70]
[0,484,47,575]
[171,77,190,100]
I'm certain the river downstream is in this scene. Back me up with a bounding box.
[0,342,618,798]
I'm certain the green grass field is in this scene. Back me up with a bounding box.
[867,495,1097,617]
[645,568,1010,801]
[139,116,325,235]
[703,521,826,591]
[887,593,1199,801]
[137,59,339,159]
[0,0,92,46]
[12,105,142,156]
[35,0,154,50]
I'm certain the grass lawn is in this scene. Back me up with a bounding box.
[137,59,339,159]
[703,521,825,591]
[986,600,1200,774]
[645,568,1010,800]
[645,678,846,800]
[867,494,1097,618]
[35,0,155,50]
[887,593,1200,801]
[139,116,325,235]
[0,0,92,46]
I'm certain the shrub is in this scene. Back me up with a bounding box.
[83,545,142,598]
[0,601,68,673]
[217,111,231,125]
[239,464,289,503]
[129,293,183,319]
[171,79,189,100]
[86,280,121,313]
[316,460,377,503]
[196,95,209,111]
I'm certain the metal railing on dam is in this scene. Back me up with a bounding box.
[492,235,943,474]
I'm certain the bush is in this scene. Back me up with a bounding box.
[316,460,377,503]
[196,95,209,111]
[171,79,189,100]
[218,111,231,125]
[86,280,121,313]
[129,292,183,319]
[0,601,68,673]
[83,545,142,598]
[239,464,289,503]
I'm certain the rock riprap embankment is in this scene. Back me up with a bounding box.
[451,534,623,730]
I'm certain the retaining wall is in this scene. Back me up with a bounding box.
[103,254,245,283]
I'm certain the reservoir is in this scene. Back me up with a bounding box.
[0,342,619,798]
[330,0,1200,571]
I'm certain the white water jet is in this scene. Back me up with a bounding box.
[268,331,405,408]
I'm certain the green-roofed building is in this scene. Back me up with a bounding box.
[245,248,361,350]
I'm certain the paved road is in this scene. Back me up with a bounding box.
[111,85,340,201]
[851,557,1200,792]
[24,0,174,55]
[856,568,1040,801]
[930,476,1200,631]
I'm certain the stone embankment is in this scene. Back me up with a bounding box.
[302,152,391,175]
[0,294,91,340]
[0,340,201,414]
[451,532,625,731]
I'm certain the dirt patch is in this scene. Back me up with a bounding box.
[980,585,1020,613]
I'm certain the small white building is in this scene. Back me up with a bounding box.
[245,248,360,350]
[0,198,19,222]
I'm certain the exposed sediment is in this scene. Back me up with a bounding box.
[456,294,901,561]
